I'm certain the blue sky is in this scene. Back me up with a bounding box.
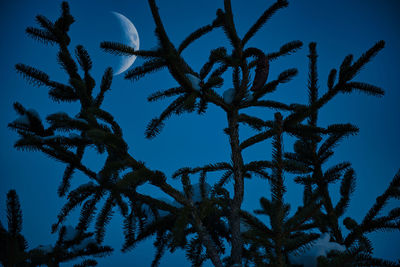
[0,0,399,266]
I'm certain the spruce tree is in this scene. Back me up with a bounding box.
[5,1,400,266]
[0,189,112,267]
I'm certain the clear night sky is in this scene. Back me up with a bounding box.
[1,0,399,266]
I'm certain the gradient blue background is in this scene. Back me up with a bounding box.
[1,0,399,266]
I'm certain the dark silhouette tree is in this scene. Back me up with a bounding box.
[0,190,112,267]
[6,1,400,266]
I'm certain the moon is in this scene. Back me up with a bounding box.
[112,11,140,75]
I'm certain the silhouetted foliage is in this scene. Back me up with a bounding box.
[0,190,112,267]
[6,1,399,266]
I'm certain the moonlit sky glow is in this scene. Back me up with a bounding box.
[0,1,399,266]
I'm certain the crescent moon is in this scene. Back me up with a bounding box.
[112,11,140,75]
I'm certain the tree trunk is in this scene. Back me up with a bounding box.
[227,111,245,266]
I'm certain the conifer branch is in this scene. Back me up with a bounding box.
[145,95,187,138]
[240,128,275,150]
[285,42,385,127]
[15,64,50,87]
[25,27,57,45]
[48,82,79,102]
[307,42,319,126]
[342,82,384,96]
[58,164,75,197]
[221,0,241,49]
[100,41,136,56]
[178,24,217,54]
[94,68,113,107]
[124,58,166,80]
[151,234,168,267]
[242,0,289,46]
[6,190,23,237]
[347,40,385,81]
[266,40,303,61]
[35,15,55,33]
[334,168,356,217]
[241,100,293,110]
[147,87,185,102]
[77,192,104,234]
[238,113,268,131]
[58,49,79,79]
[200,47,229,79]
[214,170,233,190]
[173,162,232,178]
[52,183,98,232]
[344,170,400,246]
[244,48,269,94]
[95,196,114,243]
[251,68,298,100]
[75,45,92,72]
[271,112,285,203]
[323,162,351,183]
